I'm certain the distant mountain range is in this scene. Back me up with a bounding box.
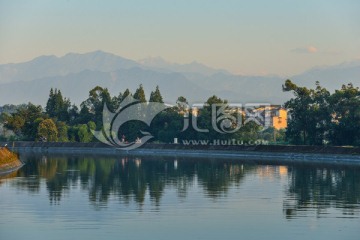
[139,56,230,76]
[0,50,359,106]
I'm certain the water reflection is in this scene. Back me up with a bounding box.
[8,155,256,207]
[2,154,360,219]
[283,166,360,219]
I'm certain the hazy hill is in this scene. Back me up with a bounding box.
[139,56,229,76]
[0,68,211,105]
[0,51,359,106]
[291,60,360,91]
[0,50,141,84]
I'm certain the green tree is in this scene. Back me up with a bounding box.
[283,80,360,146]
[0,104,24,115]
[56,121,69,142]
[38,119,58,142]
[133,84,146,102]
[68,104,80,124]
[22,104,44,139]
[151,108,184,143]
[34,117,44,140]
[81,86,112,127]
[149,86,164,103]
[4,114,25,136]
[76,121,96,143]
[121,88,132,101]
[77,123,94,143]
[198,95,230,140]
[283,80,330,145]
[45,88,55,116]
[76,104,93,125]
[45,88,71,122]
[5,103,44,140]
[87,121,96,132]
[176,96,189,114]
[261,127,286,144]
[112,90,131,110]
[328,83,360,146]
[68,126,79,142]
[87,121,96,142]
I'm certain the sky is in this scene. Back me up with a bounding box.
[0,0,359,76]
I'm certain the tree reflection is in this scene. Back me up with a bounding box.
[7,154,360,218]
[12,154,255,207]
[283,166,360,219]
[8,155,42,193]
[197,160,250,197]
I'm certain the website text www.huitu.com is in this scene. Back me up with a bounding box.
[181,139,269,146]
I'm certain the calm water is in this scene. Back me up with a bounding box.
[0,154,359,240]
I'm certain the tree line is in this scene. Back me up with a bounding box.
[1,80,359,146]
[0,84,265,143]
[284,80,360,146]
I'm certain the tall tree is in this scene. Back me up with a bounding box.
[328,83,360,146]
[121,88,132,101]
[45,88,71,122]
[81,86,112,127]
[45,88,55,116]
[56,121,69,142]
[68,104,80,124]
[133,84,146,103]
[149,86,164,103]
[283,79,327,145]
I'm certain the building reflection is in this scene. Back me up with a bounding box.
[256,165,288,181]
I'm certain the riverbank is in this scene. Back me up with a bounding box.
[0,147,23,175]
[2,141,360,166]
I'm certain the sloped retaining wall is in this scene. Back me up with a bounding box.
[0,147,23,175]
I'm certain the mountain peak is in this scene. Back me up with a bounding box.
[63,50,123,59]
[138,56,170,67]
[30,54,58,63]
[0,50,141,84]
[138,56,229,76]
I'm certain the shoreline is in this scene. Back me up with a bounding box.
[2,141,360,166]
[0,164,24,177]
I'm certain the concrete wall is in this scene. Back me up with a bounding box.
[1,141,360,166]
[1,141,360,155]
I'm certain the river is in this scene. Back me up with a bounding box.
[0,153,359,239]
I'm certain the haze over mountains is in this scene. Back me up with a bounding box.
[0,50,359,106]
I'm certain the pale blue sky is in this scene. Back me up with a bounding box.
[0,0,359,75]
